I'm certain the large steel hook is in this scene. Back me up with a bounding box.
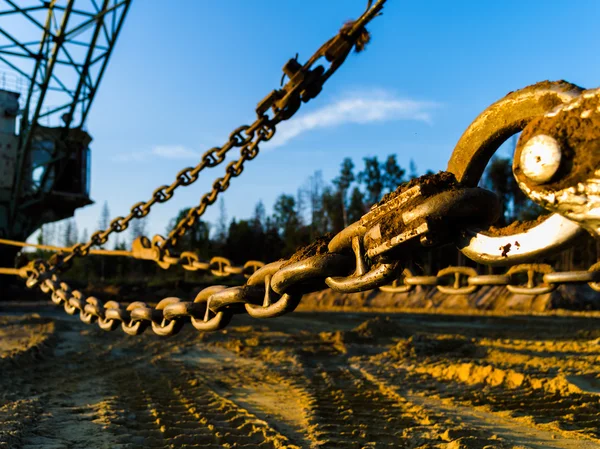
[448,81,587,265]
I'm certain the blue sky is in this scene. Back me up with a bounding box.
[34,1,600,243]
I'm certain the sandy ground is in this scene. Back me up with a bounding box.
[0,303,599,449]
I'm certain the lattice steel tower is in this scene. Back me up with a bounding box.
[0,0,131,265]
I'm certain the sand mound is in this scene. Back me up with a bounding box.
[300,284,600,312]
[351,316,407,340]
[0,315,56,369]
[388,334,483,360]
[319,317,408,353]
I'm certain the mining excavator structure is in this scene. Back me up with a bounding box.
[0,0,131,268]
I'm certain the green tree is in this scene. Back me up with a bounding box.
[70,219,78,247]
[98,201,110,231]
[482,156,545,226]
[37,225,45,246]
[62,219,76,247]
[347,186,365,223]
[382,154,406,194]
[80,228,89,244]
[226,219,259,263]
[35,225,50,259]
[166,208,211,256]
[263,217,284,262]
[130,216,148,245]
[252,200,266,233]
[96,203,110,281]
[113,235,127,251]
[301,171,325,238]
[409,159,418,179]
[296,188,306,227]
[358,156,383,206]
[482,156,512,226]
[321,187,344,233]
[273,194,299,233]
[46,223,56,247]
[272,194,302,256]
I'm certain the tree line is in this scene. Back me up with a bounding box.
[31,152,599,285]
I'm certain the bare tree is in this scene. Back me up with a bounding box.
[62,220,74,247]
[252,200,266,233]
[129,215,148,245]
[98,201,110,233]
[333,158,355,227]
[306,170,324,237]
[215,198,228,243]
[97,201,110,281]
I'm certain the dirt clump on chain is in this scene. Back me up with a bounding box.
[368,172,461,250]
[283,233,334,267]
[377,171,459,207]
[483,213,548,236]
[515,89,600,192]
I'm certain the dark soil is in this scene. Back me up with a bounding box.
[377,171,459,207]
[283,233,334,267]
[484,213,549,236]
[515,89,600,192]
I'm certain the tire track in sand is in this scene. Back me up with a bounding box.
[275,336,437,448]
[356,361,600,449]
[109,357,302,448]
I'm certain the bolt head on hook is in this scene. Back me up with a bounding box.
[518,134,562,184]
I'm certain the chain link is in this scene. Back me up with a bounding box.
[129,237,265,278]
[378,263,600,295]
[18,244,600,338]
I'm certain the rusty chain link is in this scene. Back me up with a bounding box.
[378,263,600,294]
[16,169,600,338]
[129,236,265,277]
[16,253,600,338]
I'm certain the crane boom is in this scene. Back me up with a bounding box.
[0,0,131,264]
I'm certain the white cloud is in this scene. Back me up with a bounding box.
[266,89,439,149]
[112,151,146,162]
[113,145,199,162]
[152,145,199,159]
[112,89,437,161]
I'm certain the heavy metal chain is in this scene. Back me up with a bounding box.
[40,0,386,275]
[13,3,600,339]
[129,237,266,277]
[16,249,600,337]
[0,236,266,277]
[18,168,600,337]
[380,263,600,295]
